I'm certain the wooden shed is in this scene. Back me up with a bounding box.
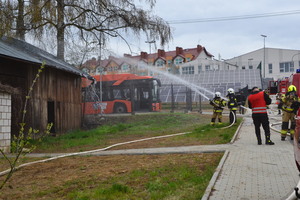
[0,37,90,137]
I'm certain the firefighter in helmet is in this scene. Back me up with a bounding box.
[226,88,238,124]
[278,85,300,141]
[210,92,227,125]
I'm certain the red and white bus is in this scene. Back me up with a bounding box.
[82,74,161,114]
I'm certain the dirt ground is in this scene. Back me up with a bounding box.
[0,113,226,199]
[0,153,222,200]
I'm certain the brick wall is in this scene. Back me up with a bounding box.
[0,92,11,153]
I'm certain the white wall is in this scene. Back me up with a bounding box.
[226,48,300,80]
[0,92,11,153]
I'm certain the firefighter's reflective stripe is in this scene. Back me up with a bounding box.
[283,107,293,112]
[214,110,223,112]
[281,129,288,135]
[252,107,267,113]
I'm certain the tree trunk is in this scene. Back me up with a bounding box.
[56,0,65,60]
[16,0,25,40]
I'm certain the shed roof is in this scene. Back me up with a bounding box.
[0,83,20,94]
[0,37,90,78]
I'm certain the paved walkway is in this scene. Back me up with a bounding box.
[22,110,300,199]
[204,114,299,200]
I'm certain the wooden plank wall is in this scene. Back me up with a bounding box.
[29,65,82,135]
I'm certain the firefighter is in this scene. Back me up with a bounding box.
[278,85,300,141]
[226,88,238,124]
[247,87,274,145]
[210,92,227,125]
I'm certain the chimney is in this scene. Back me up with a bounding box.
[176,47,183,55]
[123,53,131,57]
[197,45,203,52]
[158,49,165,57]
[140,52,148,59]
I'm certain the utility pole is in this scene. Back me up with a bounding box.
[145,40,156,55]
[261,34,267,78]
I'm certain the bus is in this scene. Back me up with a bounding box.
[82,74,161,114]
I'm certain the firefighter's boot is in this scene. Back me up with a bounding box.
[290,129,295,141]
[266,136,275,145]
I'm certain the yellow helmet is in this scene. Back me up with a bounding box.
[288,85,297,92]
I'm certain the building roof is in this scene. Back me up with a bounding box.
[81,45,214,70]
[0,37,90,78]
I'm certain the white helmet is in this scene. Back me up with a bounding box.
[228,88,234,94]
[215,92,221,97]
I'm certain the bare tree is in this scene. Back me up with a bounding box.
[0,0,172,61]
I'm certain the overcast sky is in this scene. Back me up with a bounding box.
[108,0,300,60]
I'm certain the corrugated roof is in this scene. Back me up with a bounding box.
[0,37,91,78]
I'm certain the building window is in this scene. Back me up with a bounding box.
[156,60,165,67]
[175,57,184,65]
[186,57,191,62]
[198,65,202,72]
[268,63,273,74]
[205,65,210,71]
[242,66,245,69]
[167,60,172,65]
[96,67,104,74]
[122,64,129,71]
[249,65,253,69]
[280,62,294,73]
[182,66,194,74]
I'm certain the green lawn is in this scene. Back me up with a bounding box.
[32,113,241,153]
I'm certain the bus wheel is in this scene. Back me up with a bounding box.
[114,103,127,113]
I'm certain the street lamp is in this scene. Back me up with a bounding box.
[261,34,267,78]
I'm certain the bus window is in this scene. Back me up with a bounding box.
[142,91,149,99]
[123,88,131,99]
[112,88,122,99]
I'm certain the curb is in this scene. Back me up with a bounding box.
[201,150,230,200]
[201,117,244,200]
[230,118,244,144]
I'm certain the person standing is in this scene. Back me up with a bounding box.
[210,92,227,125]
[247,87,275,145]
[278,85,300,141]
[226,88,238,124]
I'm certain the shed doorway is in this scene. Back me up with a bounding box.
[47,101,55,133]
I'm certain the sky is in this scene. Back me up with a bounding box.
[108,0,300,60]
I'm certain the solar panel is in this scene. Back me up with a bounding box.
[156,69,261,102]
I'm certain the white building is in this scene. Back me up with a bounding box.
[225,48,300,80]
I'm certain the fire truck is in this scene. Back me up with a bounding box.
[268,77,290,95]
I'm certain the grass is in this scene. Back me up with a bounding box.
[0,112,241,199]
[31,113,240,153]
[66,156,220,200]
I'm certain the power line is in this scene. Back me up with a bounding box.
[167,10,300,24]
